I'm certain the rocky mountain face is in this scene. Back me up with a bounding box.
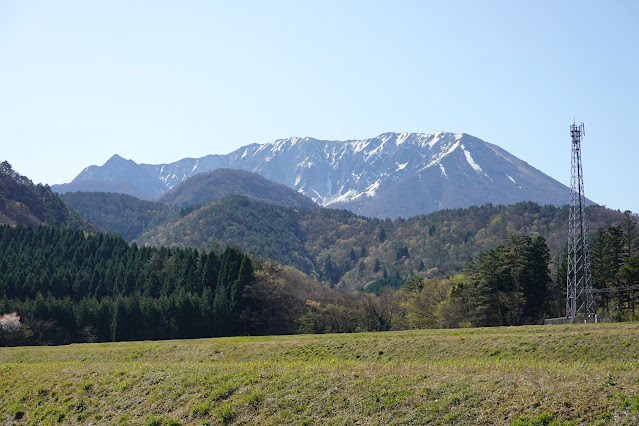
[52,132,578,218]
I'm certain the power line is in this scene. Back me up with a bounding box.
[591,285,639,294]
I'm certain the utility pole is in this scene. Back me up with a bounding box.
[566,121,594,322]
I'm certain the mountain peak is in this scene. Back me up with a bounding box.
[53,132,576,218]
[106,154,134,165]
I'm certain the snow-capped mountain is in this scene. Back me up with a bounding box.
[53,132,577,218]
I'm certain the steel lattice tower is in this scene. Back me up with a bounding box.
[566,122,594,322]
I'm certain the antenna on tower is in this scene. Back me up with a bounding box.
[566,121,594,323]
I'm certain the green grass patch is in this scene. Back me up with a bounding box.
[191,402,210,416]
[1,323,639,424]
[215,403,235,423]
[243,390,264,409]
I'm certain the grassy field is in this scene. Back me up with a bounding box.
[1,323,638,425]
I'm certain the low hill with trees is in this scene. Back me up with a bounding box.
[159,168,318,209]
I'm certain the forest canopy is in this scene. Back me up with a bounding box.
[0,225,255,343]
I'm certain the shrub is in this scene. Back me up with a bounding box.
[215,403,235,424]
[208,383,236,401]
[145,416,164,426]
[243,391,263,409]
[191,402,210,416]
[0,312,21,332]
[511,412,554,426]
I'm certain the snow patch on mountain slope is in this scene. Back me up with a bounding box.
[396,132,409,145]
[380,134,394,144]
[353,140,370,153]
[365,141,387,161]
[428,133,441,148]
[299,158,314,168]
[419,141,460,171]
[366,179,381,197]
[328,188,364,204]
[288,137,304,146]
[461,145,482,173]
[310,189,325,204]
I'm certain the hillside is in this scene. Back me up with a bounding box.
[59,192,184,241]
[0,161,91,230]
[52,132,582,218]
[136,197,624,289]
[159,168,318,209]
[1,324,638,425]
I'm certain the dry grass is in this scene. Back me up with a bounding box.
[1,323,638,425]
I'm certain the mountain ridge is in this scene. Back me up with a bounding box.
[52,132,585,218]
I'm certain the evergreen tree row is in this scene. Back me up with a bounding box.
[590,211,639,320]
[457,234,551,326]
[0,225,254,343]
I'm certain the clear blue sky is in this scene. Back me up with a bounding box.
[1,1,637,213]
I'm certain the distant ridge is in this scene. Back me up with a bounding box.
[53,132,587,218]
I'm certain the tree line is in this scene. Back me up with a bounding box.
[0,225,558,345]
[0,225,254,344]
[590,211,639,320]
[2,211,638,346]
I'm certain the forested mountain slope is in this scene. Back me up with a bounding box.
[159,168,318,209]
[136,197,625,289]
[59,192,187,241]
[0,161,91,230]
